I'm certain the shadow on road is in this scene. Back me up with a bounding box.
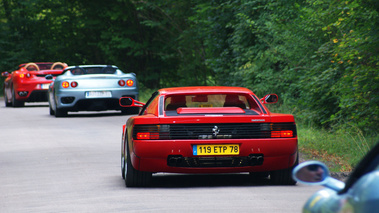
[119,173,277,188]
[66,112,129,118]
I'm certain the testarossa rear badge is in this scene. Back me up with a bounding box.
[251,119,265,122]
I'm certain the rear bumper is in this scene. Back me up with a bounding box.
[130,138,298,173]
[14,81,51,102]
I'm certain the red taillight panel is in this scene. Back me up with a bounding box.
[133,123,296,140]
[136,132,160,140]
[271,130,293,138]
[19,73,31,78]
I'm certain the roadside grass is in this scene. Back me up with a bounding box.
[298,125,378,172]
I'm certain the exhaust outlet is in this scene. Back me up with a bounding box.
[167,155,184,166]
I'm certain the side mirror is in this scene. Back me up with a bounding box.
[45,74,53,80]
[260,94,278,104]
[1,71,10,77]
[293,161,328,184]
[119,97,145,107]
[293,161,345,191]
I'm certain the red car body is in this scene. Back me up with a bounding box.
[2,62,67,107]
[120,86,298,187]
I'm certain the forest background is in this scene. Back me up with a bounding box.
[1,0,378,170]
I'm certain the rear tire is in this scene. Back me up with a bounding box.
[121,154,125,179]
[49,105,55,115]
[48,95,55,115]
[4,91,11,107]
[270,154,298,185]
[12,89,24,107]
[124,149,152,187]
[55,107,67,117]
[270,167,296,185]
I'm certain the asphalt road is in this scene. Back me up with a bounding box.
[0,99,322,213]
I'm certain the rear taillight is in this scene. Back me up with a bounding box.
[136,132,160,140]
[126,79,134,86]
[271,130,293,138]
[62,81,69,88]
[119,79,134,87]
[71,81,78,88]
[269,123,296,138]
[133,125,169,140]
[62,81,78,88]
[118,80,125,86]
[19,73,31,78]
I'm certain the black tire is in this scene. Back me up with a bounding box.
[270,153,299,185]
[55,107,67,117]
[47,93,54,115]
[4,91,12,107]
[121,131,127,179]
[49,105,55,115]
[124,148,152,187]
[12,89,24,107]
[121,154,125,179]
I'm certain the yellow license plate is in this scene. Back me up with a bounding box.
[193,144,239,156]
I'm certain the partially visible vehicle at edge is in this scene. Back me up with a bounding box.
[293,142,379,213]
[2,62,67,107]
[47,65,139,117]
[119,86,298,187]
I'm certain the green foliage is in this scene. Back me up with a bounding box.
[299,0,379,133]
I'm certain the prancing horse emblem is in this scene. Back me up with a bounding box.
[212,126,220,137]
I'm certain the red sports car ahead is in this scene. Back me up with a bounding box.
[2,62,68,107]
[120,86,298,187]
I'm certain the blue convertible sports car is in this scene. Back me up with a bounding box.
[47,65,139,117]
[293,142,379,213]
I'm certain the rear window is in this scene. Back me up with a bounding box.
[164,94,261,112]
[66,67,116,75]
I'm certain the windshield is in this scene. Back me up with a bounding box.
[66,67,116,75]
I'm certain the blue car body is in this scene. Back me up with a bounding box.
[47,65,139,117]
